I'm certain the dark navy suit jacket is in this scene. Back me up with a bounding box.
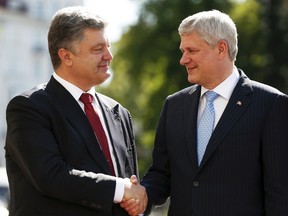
[142,69,288,216]
[5,76,138,216]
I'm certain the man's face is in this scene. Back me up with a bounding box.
[179,31,220,89]
[69,28,113,91]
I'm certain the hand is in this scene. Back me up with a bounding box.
[121,175,147,216]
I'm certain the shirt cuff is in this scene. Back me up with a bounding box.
[113,177,126,203]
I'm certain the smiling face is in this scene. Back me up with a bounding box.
[57,28,113,91]
[179,31,231,89]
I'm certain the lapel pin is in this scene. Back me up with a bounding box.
[236,101,242,106]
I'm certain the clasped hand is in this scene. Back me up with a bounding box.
[121,175,147,216]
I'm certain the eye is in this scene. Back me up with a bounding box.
[180,48,198,54]
[92,47,102,53]
[188,49,198,53]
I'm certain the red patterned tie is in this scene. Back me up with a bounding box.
[80,93,115,176]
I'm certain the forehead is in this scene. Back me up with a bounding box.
[179,32,207,49]
[80,28,109,45]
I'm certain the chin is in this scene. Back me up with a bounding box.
[187,76,196,84]
[106,69,111,76]
[100,74,111,84]
[104,71,111,79]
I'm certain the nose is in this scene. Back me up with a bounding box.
[104,48,113,61]
[180,52,189,66]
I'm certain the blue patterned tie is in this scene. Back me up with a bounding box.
[197,91,219,165]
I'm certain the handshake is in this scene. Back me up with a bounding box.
[121,175,148,216]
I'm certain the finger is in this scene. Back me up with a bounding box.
[130,175,138,184]
[120,198,137,209]
[125,199,140,212]
[128,209,140,216]
[127,205,141,216]
[139,195,148,213]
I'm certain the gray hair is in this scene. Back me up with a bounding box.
[178,10,238,62]
[48,6,107,69]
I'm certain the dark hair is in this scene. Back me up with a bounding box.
[48,6,107,70]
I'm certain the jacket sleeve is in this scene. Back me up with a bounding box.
[141,99,171,213]
[262,93,288,215]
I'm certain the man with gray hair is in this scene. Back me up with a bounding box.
[5,6,146,216]
[123,9,288,215]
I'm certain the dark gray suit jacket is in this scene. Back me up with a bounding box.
[141,69,288,216]
[5,76,138,216]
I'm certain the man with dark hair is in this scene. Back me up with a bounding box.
[5,6,146,216]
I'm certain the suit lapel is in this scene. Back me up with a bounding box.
[96,93,128,177]
[184,85,201,169]
[199,70,254,168]
[46,77,111,174]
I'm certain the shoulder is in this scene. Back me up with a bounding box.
[96,92,120,109]
[243,77,288,105]
[8,83,48,107]
[96,93,133,126]
[167,85,198,101]
[13,83,47,98]
[238,68,286,98]
[96,92,131,115]
[6,83,52,123]
[250,80,286,96]
[251,81,288,109]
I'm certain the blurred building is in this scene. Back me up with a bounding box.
[0,0,83,166]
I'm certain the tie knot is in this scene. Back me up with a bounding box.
[80,93,93,104]
[205,91,218,103]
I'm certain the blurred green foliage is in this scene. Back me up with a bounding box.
[98,0,288,177]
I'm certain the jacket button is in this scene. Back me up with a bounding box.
[193,181,199,187]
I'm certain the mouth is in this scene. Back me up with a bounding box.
[187,66,197,73]
[98,61,110,70]
[98,64,110,71]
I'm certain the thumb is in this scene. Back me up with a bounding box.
[130,175,138,184]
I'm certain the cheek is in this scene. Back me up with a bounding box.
[89,55,102,66]
[199,52,215,67]
[82,56,99,68]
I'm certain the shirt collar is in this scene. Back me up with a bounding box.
[52,72,96,102]
[200,66,240,100]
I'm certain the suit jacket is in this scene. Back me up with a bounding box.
[141,69,288,216]
[5,76,138,216]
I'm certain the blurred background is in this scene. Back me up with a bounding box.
[0,0,287,215]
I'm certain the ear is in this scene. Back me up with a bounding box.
[217,40,228,60]
[58,48,73,67]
